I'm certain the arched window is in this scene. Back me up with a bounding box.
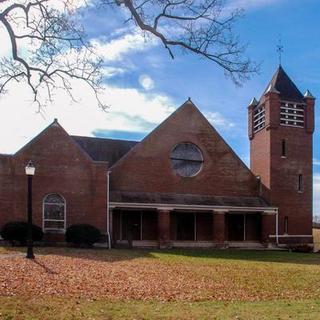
[43,194,66,232]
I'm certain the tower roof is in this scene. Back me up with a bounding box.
[262,66,304,103]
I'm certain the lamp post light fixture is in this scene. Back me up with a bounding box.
[25,160,35,259]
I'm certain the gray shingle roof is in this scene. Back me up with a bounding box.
[262,66,304,102]
[71,136,137,166]
[110,191,270,208]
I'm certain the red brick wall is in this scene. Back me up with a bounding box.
[250,129,271,189]
[269,126,313,235]
[0,155,14,225]
[0,122,108,234]
[250,93,314,239]
[196,212,213,241]
[111,102,259,197]
[261,213,276,243]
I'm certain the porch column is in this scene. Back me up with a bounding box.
[261,211,275,244]
[109,208,114,246]
[157,209,171,249]
[212,210,227,244]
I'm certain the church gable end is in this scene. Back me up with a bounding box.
[111,100,258,197]
[14,120,94,166]
[0,120,108,234]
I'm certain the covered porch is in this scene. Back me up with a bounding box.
[109,191,278,249]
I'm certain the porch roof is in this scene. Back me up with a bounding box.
[110,191,272,209]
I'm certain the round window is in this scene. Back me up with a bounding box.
[170,142,203,177]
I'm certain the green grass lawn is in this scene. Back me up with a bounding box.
[1,296,320,320]
[0,247,320,319]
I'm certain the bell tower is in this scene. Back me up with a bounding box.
[248,66,315,245]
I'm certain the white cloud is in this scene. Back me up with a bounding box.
[139,74,154,90]
[92,31,158,62]
[314,158,320,166]
[45,0,90,12]
[0,80,175,154]
[0,0,91,61]
[102,66,127,78]
[226,0,281,12]
[0,15,168,154]
[205,111,235,130]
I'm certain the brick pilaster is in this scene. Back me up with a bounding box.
[261,212,275,243]
[157,209,171,249]
[213,211,226,243]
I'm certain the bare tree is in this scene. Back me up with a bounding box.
[0,0,104,109]
[0,0,258,109]
[108,0,258,83]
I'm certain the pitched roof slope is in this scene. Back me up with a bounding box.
[262,65,304,102]
[110,191,270,207]
[71,136,137,165]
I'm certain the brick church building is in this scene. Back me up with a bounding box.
[0,66,315,248]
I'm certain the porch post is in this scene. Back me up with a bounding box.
[157,209,171,249]
[109,208,114,246]
[212,210,227,245]
[261,211,275,244]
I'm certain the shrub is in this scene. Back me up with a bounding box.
[65,224,101,247]
[0,221,43,246]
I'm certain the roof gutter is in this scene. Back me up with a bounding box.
[109,201,278,214]
[106,170,111,249]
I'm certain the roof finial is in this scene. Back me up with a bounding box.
[304,90,315,99]
[52,118,59,126]
[276,35,284,66]
[249,97,258,107]
[266,83,280,95]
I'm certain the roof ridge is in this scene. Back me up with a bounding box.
[71,135,138,144]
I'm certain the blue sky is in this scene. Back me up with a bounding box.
[1,0,320,213]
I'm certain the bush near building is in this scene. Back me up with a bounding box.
[0,221,43,246]
[65,224,101,247]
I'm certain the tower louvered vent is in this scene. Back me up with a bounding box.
[253,105,266,133]
[280,102,304,128]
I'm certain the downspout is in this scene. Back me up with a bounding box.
[275,209,279,246]
[107,170,111,249]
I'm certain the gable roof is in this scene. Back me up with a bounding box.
[14,120,93,163]
[262,66,304,103]
[71,136,137,166]
[12,119,137,165]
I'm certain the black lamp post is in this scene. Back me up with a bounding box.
[25,161,35,259]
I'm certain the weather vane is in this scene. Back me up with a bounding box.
[277,35,284,66]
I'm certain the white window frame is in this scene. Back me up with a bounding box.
[42,193,66,233]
